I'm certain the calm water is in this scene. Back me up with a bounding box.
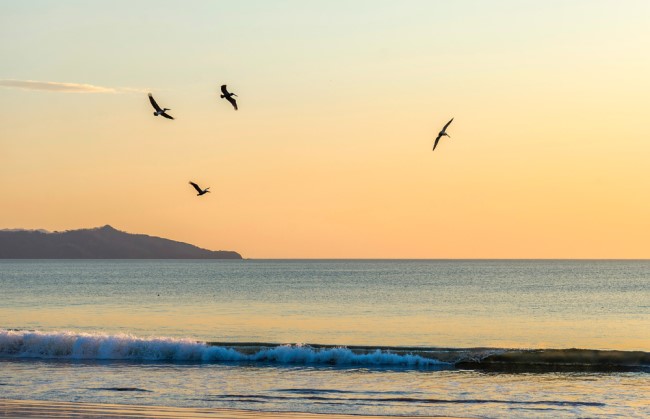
[1,260,649,417]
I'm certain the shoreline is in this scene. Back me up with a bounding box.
[0,399,462,419]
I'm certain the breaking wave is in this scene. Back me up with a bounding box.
[1,329,648,372]
[0,330,447,368]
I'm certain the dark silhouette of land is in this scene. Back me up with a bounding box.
[0,225,241,259]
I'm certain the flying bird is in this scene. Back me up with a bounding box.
[148,93,174,120]
[220,85,238,110]
[189,181,210,196]
[433,118,454,151]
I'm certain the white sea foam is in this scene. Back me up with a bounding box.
[0,330,446,367]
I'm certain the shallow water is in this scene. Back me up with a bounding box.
[1,359,649,417]
[1,260,649,417]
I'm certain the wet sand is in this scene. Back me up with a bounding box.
[0,399,461,418]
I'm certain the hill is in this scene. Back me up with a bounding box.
[0,225,242,259]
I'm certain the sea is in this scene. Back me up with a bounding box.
[0,260,648,418]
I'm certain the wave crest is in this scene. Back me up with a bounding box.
[2,330,648,372]
[0,330,447,368]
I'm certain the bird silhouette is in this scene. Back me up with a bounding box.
[220,85,238,110]
[433,118,454,151]
[148,93,174,120]
[189,181,210,196]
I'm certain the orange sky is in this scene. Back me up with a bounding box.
[1,1,649,258]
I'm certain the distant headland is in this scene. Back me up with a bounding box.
[0,225,242,259]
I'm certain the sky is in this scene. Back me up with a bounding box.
[1,0,649,258]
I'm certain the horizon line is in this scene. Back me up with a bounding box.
[1,258,648,261]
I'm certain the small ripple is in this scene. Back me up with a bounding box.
[276,388,352,394]
[90,387,152,392]
[198,393,606,407]
[276,388,417,395]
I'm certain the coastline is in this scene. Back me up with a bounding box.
[0,399,462,419]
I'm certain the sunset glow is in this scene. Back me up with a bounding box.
[2,1,648,258]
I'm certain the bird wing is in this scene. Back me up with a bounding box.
[161,112,174,120]
[189,182,203,193]
[442,117,454,131]
[220,85,229,95]
[226,96,238,110]
[432,135,442,151]
[148,93,162,112]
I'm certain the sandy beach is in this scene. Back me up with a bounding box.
[0,399,461,419]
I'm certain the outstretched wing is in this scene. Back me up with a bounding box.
[161,112,174,120]
[220,85,229,95]
[432,135,442,151]
[148,93,162,112]
[189,181,203,193]
[442,117,454,132]
[226,96,238,110]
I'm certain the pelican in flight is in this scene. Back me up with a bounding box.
[433,118,454,151]
[220,85,238,110]
[148,93,174,120]
[189,181,210,196]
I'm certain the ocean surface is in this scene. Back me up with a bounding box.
[1,260,649,417]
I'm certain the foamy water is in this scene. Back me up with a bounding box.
[0,330,448,367]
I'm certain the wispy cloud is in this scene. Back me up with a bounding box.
[0,79,117,93]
